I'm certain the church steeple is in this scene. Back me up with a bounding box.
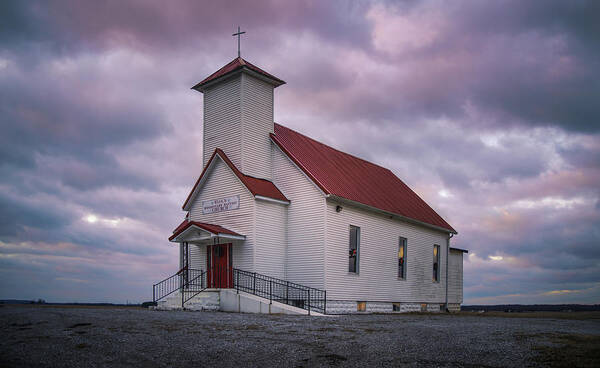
[192,57,285,180]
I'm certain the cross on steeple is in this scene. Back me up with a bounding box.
[232,26,246,58]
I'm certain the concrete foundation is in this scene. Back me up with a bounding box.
[426,303,442,313]
[154,290,220,311]
[154,290,458,315]
[447,303,461,313]
[154,289,324,315]
[397,303,421,313]
[326,300,450,314]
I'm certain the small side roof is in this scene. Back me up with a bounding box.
[192,57,285,92]
[450,247,468,253]
[182,148,289,211]
[169,220,244,242]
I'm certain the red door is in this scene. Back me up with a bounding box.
[207,244,233,288]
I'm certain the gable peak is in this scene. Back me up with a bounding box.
[192,57,285,92]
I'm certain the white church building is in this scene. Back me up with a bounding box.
[153,56,466,314]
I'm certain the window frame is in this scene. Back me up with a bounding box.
[398,237,407,280]
[433,244,440,282]
[357,301,366,312]
[348,225,360,274]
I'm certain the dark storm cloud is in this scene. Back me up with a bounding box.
[559,141,600,169]
[0,50,171,193]
[278,0,600,134]
[0,187,170,256]
[434,0,600,133]
[0,0,372,56]
[0,69,166,155]
[0,191,72,237]
[455,0,600,44]
[457,0,600,133]
[322,120,550,190]
[465,202,600,264]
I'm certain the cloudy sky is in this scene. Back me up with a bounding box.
[1,0,598,304]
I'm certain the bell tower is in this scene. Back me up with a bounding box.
[192,57,285,180]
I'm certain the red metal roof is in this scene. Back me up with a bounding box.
[271,123,456,233]
[192,57,285,91]
[182,148,289,210]
[169,220,242,241]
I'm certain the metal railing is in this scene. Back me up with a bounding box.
[152,267,203,303]
[206,265,234,289]
[233,268,327,314]
[181,269,207,306]
[153,267,327,314]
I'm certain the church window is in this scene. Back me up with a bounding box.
[433,244,440,282]
[349,226,360,273]
[398,237,407,279]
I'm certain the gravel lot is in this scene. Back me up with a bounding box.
[1,305,599,367]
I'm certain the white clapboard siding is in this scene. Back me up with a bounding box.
[272,145,326,289]
[179,243,184,269]
[203,75,242,168]
[241,73,274,180]
[188,157,255,272]
[448,249,463,303]
[189,243,207,271]
[325,201,449,302]
[254,200,287,279]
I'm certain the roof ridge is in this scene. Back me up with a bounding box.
[182,147,289,210]
[198,57,239,83]
[242,173,277,183]
[193,57,285,91]
[274,123,394,172]
[169,219,242,241]
[272,123,456,233]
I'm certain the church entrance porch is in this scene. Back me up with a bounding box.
[207,243,233,288]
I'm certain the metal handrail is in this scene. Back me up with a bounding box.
[233,268,327,314]
[153,267,327,314]
[182,270,207,306]
[152,268,203,303]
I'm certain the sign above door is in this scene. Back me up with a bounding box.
[202,195,240,214]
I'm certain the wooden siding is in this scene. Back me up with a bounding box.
[254,200,287,279]
[241,73,274,180]
[448,249,463,303]
[325,200,449,302]
[189,243,207,271]
[272,145,326,289]
[188,157,255,271]
[179,243,184,270]
[203,75,242,168]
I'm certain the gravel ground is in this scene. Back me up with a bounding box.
[1,305,599,367]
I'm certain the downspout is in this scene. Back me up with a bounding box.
[445,233,454,312]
